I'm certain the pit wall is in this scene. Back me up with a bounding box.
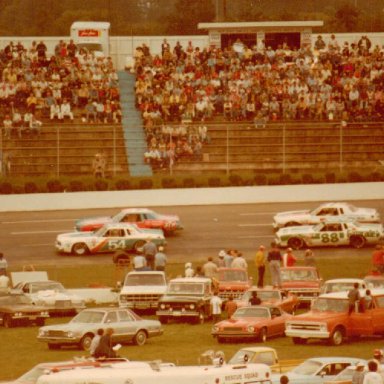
[0,182,383,212]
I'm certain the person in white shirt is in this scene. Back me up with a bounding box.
[89,328,104,357]
[363,360,383,384]
[231,252,248,270]
[60,99,74,120]
[210,292,223,323]
[185,262,194,277]
[50,103,62,120]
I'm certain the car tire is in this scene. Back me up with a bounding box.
[133,330,147,346]
[329,327,344,346]
[80,333,94,351]
[48,343,61,350]
[3,314,14,328]
[133,240,146,253]
[292,337,307,345]
[349,235,366,249]
[72,243,89,256]
[258,327,267,342]
[159,316,168,324]
[287,237,305,250]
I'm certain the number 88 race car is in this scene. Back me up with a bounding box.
[275,219,384,250]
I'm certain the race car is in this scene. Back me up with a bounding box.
[75,208,183,235]
[275,220,384,249]
[56,223,166,255]
[273,202,380,230]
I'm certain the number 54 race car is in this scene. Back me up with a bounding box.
[275,220,384,250]
[56,223,166,255]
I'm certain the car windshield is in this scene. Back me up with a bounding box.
[323,282,356,293]
[365,277,384,288]
[292,360,323,375]
[219,270,247,282]
[241,290,280,301]
[281,269,317,281]
[233,307,269,319]
[124,274,165,286]
[312,298,348,313]
[71,311,105,324]
[30,282,65,293]
[168,283,203,294]
[9,295,32,305]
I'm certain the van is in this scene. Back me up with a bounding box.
[70,21,110,57]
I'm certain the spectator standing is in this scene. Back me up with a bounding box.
[202,256,218,278]
[217,250,226,267]
[89,328,104,357]
[304,249,316,266]
[223,249,234,268]
[231,251,248,270]
[92,152,106,178]
[185,262,194,277]
[132,254,147,271]
[255,245,266,288]
[154,246,167,271]
[348,283,361,315]
[352,363,366,384]
[210,291,223,323]
[3,115,13,138]
[0,253,7,275]
[282,248,297,267]
[268,242,282,288]
[224,296,237,318]
[142,238,157,270]
[94,328,116,359]
[363,360,383,384]
[372,245,384,273]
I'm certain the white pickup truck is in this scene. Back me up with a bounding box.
[118,271,167,311]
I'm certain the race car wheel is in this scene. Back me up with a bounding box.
[258,327,267,343]
[329,327,344,346]
[72,243,89,256]
[133,240,146,253]
[133,330,147,346]
[3,314,14,328]
[349,235,366,249]
[292,337,307,345]
[80,333,94,351]
[287,237,305,250]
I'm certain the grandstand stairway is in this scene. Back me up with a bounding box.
[117,71,152,177]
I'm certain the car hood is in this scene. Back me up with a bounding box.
[292,311,345,321]
[35,290,82,301]
[156,213,181,222]
[277,225,315,236]
[76,216,112,227]
[160,295,203,302]
[5,303,47,312]
[57,231,95,240]
[282,281,320,289]
[217,317,266,327]
[121,286,167,294]
[40,323,90,332]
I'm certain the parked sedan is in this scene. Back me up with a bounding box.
[75,208,183,235]
[37,307,163,350]
[211,305,293,343]
[0,293,49,327]
[273,202,380,230]
[56,223,166,255]
[236,287,299,314]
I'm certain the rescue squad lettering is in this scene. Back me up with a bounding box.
[78,29,99,37]
[225,372,259,381]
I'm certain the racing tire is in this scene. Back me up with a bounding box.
[258,327,267,343]
[80,333,94,351]
[285,221,301,227]
[133,330,147,346]
[292,337,307,345]
[3,314,14,328]
[159,316,168,324]
[328,327,344,346]
[349,235,366,249]
[133,240,146,253]
[72,243,89,256]
[287,237,305,250]
[48,343,61,350]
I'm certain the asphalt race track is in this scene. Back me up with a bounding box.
[1,199,383,268]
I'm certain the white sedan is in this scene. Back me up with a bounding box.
[273,202,380,229]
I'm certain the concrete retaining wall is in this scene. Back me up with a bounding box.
[0,182,383,212]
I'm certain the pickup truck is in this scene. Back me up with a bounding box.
[227,346,302,373]
[285,288,384,345]
[215,268,252,300]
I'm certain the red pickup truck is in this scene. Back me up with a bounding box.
[285,288,384,345]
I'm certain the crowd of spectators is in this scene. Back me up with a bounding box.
[1,39,122,139]
[134,35,384,166]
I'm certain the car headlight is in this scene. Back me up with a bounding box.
[67,331,76,338]
[247,326,255,333]
[212,326,219,332]
[15,312,22,317]
[189,304,195,310]
[160,303,165,310]
[319,323,328,332]
[38,329,46,336]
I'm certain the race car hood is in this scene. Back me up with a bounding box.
[277,225,315,236]
[75,216,112,227]
[57,231,96,241]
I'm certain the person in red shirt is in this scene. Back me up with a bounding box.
[372,245,384,273]
[283,248,297,267]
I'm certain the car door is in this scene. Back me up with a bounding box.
[318,223,345,246]
[268,307,285,336]
[115,309,137,343]
[102,229,127,252]
[370,295,384,334]
[102,310,122,343]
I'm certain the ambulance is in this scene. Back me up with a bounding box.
[36,360,272,384]
[70,21,110,57]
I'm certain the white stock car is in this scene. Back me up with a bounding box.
[275,220,384,250]
[273,202,380,230]
[56,223,166,256]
